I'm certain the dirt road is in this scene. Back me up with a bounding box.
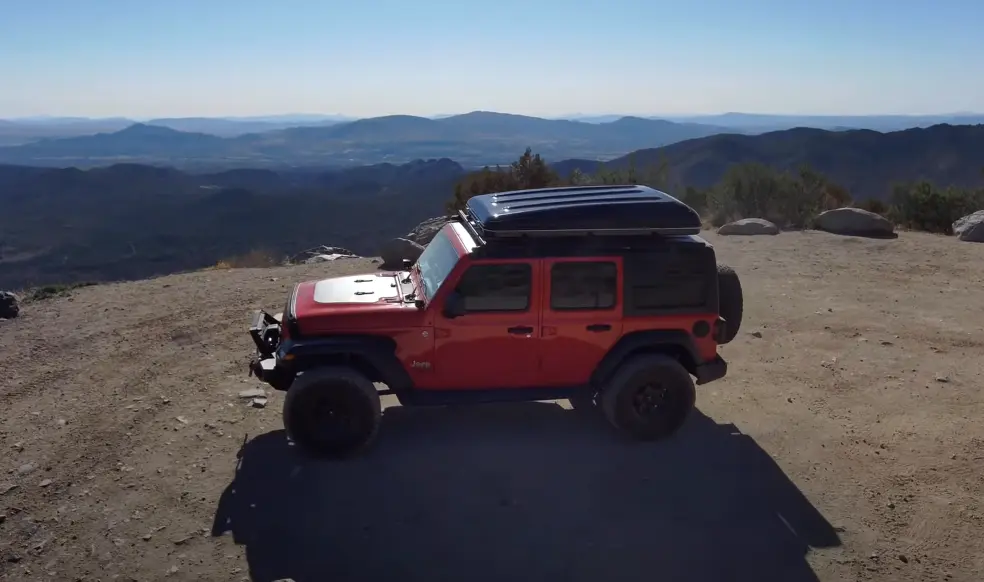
[1,230,982,582]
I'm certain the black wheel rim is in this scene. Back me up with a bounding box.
[632,381,671,417]
[304,384,368,448]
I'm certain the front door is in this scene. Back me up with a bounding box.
[429,260,541,390]
[539,258,623,387]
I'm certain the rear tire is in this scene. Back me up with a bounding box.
[717,263,743,344]
[283,366,382,458]
[601,354,696,441]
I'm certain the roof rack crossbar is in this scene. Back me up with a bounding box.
[456,209,487,246]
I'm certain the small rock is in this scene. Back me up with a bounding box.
[166,565,179,576]
[886,501,895,509]
[251,397,268,409]
[238,388,266,399]
[898,554,909,564]
[880,340,894,346]
[934,374,950,383]
[786,397,793,403]
[56,418,67,427]
[6,553,22,563]
[172,535,192,546]
[175,416,189,424]
[142,534,153,541]
[0,513,6,524]
[749,331,763,338]
[18,462,37,475]
[11,442,23,451]
[39,479,53,487]
[1,483,19,495]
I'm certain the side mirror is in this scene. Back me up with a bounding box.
[442,291,466,319]
[401,258,414,270]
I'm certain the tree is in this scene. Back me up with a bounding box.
[446,148,559,212]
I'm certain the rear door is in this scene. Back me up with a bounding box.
[538,258,623,387]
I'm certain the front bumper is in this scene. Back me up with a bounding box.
[694,355,727,385]
[248,310,291,390]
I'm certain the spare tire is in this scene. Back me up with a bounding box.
[716,263,743,344]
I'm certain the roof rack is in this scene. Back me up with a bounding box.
[462,184,702,239]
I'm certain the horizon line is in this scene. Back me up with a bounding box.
[3,110,984,122]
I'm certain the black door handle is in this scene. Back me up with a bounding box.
[507,326,534,335]
[586,324,612,332]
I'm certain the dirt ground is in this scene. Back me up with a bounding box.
[1,230,983,582]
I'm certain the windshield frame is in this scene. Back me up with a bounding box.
[415,228,461,302]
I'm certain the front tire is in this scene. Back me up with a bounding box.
[283,366,382,458]
[601,354,696,441]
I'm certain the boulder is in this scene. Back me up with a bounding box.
[815,207,894,237]
[952,210,984,242]
[405,216,449,246]
[288,245,359,264]
[717,218,780,236]
[379,238,425,268]
[0,291,19,319]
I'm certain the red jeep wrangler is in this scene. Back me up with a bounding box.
[249,185,743,457]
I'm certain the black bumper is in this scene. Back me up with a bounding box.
[694,355,727,385]
[248,310,291,390]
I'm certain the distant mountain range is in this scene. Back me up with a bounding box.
[3,122,983,290]
[558,112,984,131]
[554,123,984,200]
[3,110,983,169]
[0,112,734,169]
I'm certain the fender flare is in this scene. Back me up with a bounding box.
[591,330,700,387]
[283,335,414,392]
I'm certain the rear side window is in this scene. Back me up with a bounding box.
[456,263,532,312]
[550,261,617,310]
[623,246,714,313]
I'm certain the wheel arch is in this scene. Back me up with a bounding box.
[591,330,700,387]
[285,335,413,391]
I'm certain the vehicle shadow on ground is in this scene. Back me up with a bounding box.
[212,404,840,582]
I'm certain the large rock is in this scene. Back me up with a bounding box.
[815,207,894,237]
[288,245,358,264]
[952,210,984,242]
[0,291,19,319]
[717,218,779,236]
[380,238,425,268]
[405,216,449,246]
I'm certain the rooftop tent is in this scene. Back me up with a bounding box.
[463,184,702,238]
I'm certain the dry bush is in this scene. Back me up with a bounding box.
[213,249,281,269]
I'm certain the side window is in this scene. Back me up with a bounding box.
[550,261,617,310]
[456,263,532,312]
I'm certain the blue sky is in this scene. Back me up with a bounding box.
[1,0,982,118]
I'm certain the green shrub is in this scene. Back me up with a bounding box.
[889,182,984,234]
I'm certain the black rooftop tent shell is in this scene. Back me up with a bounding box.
[462,184,702,238]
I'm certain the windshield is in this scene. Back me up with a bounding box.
[416,229,461,301]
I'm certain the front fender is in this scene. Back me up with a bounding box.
[282,335,414,392]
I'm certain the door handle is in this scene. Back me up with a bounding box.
[507,326,534,335]
[586,324,612,332]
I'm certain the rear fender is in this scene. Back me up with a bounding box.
[591,330,700,387]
